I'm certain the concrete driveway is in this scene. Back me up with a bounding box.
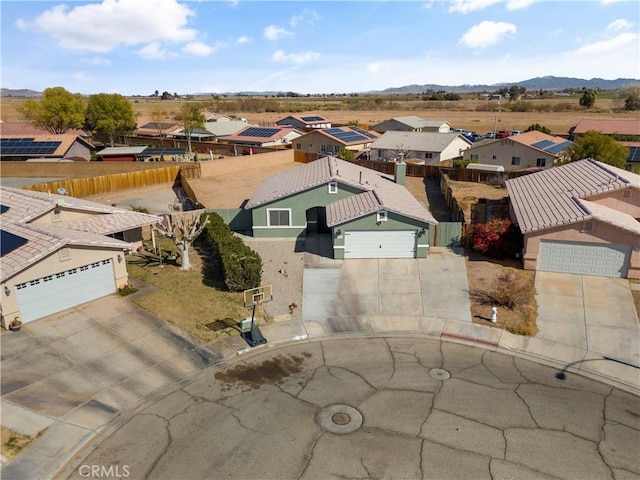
[302,247,471,335]
[0,289,224,480]
[535,272,640,368]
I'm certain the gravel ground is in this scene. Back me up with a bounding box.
[238,235,305,323]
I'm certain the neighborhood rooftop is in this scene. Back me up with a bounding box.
[245,156,437,226]
[506,158,640,234]
[371,131,471,151]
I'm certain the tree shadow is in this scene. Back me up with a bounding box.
[195,244,226,289]
[423,176,452,222]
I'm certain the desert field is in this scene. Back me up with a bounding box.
[1,94,636,137]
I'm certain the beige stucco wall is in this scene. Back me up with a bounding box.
[0,246,129,328]
[31,207,106,225]
[464,140,555,171]
[522,221,639,279]
[295,131,369,155]
[588,188,640,218]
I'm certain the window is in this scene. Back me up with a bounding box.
[536,158,546,167]
[320,144,327,152]
[470,154,479,161]
[295,143,301,150]
[377,211,387,222]
[583,221,594,232]
[328,182,338,194]
[492,155,497,160]
[377,150,383,158]
[511,156,521,166]
[425,152,434,159]
[623,190,631,198]
[267,209,291,227]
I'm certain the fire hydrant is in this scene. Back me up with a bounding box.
[490,306,498,323]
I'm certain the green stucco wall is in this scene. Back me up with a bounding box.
[251,182,364,238]
[332,211,432,259]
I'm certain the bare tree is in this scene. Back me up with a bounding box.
[391,144,414,162]
[154,212,209,271]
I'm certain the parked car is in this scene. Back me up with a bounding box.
[484,132,495,139]
[510,130,521,136]
[496,131,510,139]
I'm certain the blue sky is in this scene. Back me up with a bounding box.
[1,0,639,95]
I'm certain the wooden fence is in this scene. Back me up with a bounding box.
[21,163,201,198]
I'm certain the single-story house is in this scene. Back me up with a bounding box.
[218,126,303,147]
[506,159,640,279]
[463,131,572,171]
[97,146,148,162]
[569,119,640,140]
[369,131,471,165]
[203,119,251,138]
[621,141,640,171]
[134,119,181,140]
[202,112,232,122]
[371,116,451,134]
[294,126,381,156]
[169,128,216,142]
[244,156,437,259]
[0,186,161,327]
[276,115,332,130]
[1,134,94,162]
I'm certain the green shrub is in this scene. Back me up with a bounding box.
[198,212,262,292]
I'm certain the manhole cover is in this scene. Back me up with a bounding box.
[429,368,451,380]
[318,405,363,434]
[332,413,351,425]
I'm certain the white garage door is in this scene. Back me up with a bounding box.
[15,259,116,323]
[344,231,416,259]
[538,241,630,278]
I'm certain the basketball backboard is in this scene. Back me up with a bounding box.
[243,285,273,308]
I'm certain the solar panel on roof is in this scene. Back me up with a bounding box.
[532,140,554,149]
[326,128,369,143]
[627,146,640,163]
[350,126,378,139]
[142,147,188,156]
[1,138,62,155]
[544,141,572,155]
[140,122,175,130]
[301,116,324,122]
[239,127,281,138]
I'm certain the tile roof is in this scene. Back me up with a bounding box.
[506,158,640,233]
[0,133,92,158]
[370,131,470,152]
[578,199,640,235]
[245,156,437,226]
[571,119,640,136]
[219,126,302,143]
[0,186,161,281]
[378,116,449,129]
[204,120,253,137]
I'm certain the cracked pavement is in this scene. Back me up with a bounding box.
[65,337,639,480]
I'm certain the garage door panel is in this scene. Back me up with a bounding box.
[538,241,630,278]
[15,259,116,323]
[345,231,416,259]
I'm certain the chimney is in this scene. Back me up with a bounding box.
[394,154,406,186]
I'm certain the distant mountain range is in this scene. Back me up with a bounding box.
[2,76,638,98]
[381,76,639,94]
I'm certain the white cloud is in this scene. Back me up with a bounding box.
[227,0,240,8]
[182,41,221,57]
[449,0,534,13]
[459,21,517,48]
[367,63,384,73]
[571,32,638,56]
[271,50,320,65]
[601,0,624,4]
[264,25,292,41]
[31,0,197,53]
[236,35,251,45]
[138,42,169,60]
[289,9,320,27]
[15,18,28,30]
[607,18,631,31]
[81,56,111,67]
